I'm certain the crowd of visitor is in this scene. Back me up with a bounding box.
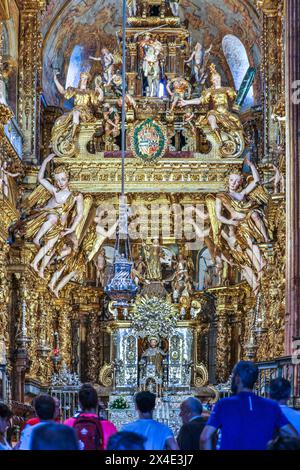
[1,361,300,451]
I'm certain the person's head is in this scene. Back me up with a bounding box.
[107,431,146,451]
[53,397,61,421]
[267,435,300,451]
[53,165,69,190]
[269,378,292,404]
[228,173,243,191]
[30,423,79,450]
[148,336,159,348]
[79,71,91,89]
[101,48,108,55]
[231,361,259,394]
[0,403,13,435]
[79,383,98,412]
[33,394,56,421]
[135,391,156,416]
[179,397,203,425]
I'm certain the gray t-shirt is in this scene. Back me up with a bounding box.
[121,419,174,450]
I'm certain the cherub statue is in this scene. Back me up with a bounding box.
[185,42,212,83]
[166,77,191,112]
[0,159,21,199]
[89,48,116,86]
[180,63,243,145]
[21,154,84,275]
[139,33,163,97]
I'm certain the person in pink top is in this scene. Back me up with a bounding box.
[64,383,117,450]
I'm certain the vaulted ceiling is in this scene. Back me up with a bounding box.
[41,0,262,106]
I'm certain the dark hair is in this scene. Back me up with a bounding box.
[233,361,259,389]
[79,383,98,411]
[269,378,292,401]
[107,431,146,451]
[0,403,13,420]
[268,435,300,451]
[30,423,79,450]
[135,391,156,413]
[34,395,55,421]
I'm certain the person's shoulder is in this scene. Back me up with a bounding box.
[64,417,76,427]
[154,420,173,435]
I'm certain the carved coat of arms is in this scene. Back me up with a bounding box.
[130,118,168,162]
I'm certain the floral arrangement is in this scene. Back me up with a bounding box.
[110,397,129,410]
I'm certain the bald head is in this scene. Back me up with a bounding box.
[179,397,203,425]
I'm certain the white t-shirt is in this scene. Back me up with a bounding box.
[280,405,300,435]
[19,422,48,450]
[121,419,174,450]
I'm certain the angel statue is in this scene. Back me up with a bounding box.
[180,64,243,155]
[20,154,84,276]
[139,33,163,97]
[215,158,271,282]
[46,213,118,297]
[52,71,104,157]
[89,48,116,86]
[166,77,191,112]
[127,0,137,17]
[185,42,212,83]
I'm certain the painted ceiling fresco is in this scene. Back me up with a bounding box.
[41,0,261,106]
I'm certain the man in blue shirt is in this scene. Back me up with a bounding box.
[200,361,298,450]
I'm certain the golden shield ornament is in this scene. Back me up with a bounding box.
[130,118,168,162]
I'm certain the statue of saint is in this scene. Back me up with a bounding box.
[166,77,191,112]
[142,238,163,281]
[139,33,163,97]
[185,42,212,83]
[180,63,243,144]
[141,336,167,378]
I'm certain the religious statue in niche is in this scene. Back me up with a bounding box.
[138,33,163,97]
[132,254,147,286]
[180,64,244,157]
[142,238,163,281]
[52,71,104,157]
[20,154,84,277]
[0,158,21,200]
[139,336,168,391]
[166,77,191,112]
[185,42,212,84]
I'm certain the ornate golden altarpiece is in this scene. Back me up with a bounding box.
[0,0,287,428]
